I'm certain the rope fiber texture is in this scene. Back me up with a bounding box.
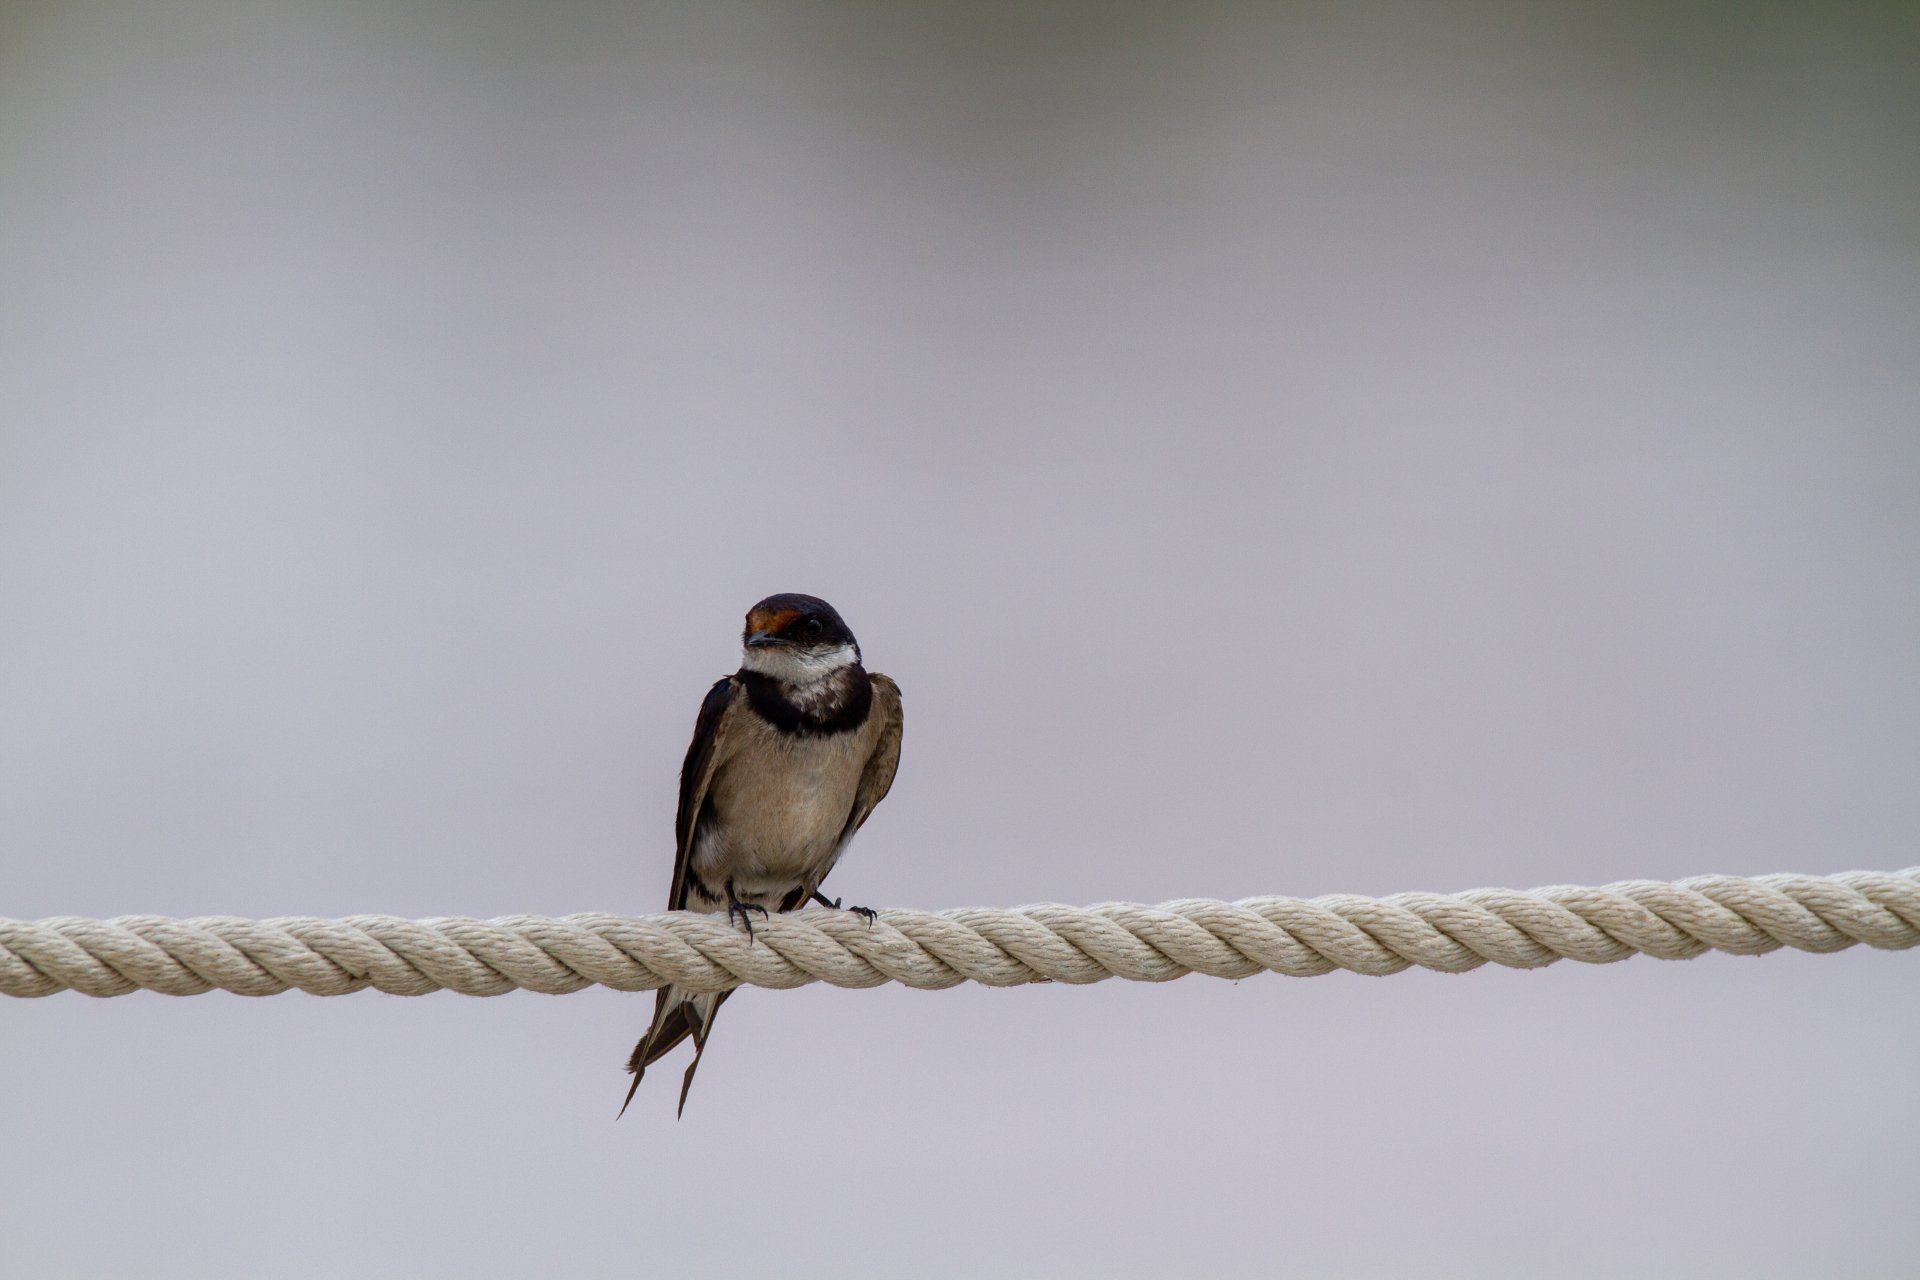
[4,868,1916,1000]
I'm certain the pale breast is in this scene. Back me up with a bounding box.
[692,714,880,901]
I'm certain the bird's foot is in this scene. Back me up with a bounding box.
[725,888,770,943]
[810,890,877,926]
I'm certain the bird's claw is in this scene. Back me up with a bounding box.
[726,895,770,943]
[807,890,876,927]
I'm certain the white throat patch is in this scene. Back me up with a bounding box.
[741,642,859,686]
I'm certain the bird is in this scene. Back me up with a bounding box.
[620,593,904,1118]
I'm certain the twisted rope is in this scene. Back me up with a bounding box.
[3,868,1916,999]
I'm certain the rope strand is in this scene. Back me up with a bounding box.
[3,868,1916,999]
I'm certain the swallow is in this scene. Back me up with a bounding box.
[620,593,904,1118]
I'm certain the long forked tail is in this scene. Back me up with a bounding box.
[619,986,732,1119]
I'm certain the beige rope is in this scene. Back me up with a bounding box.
[3,868,1916,999]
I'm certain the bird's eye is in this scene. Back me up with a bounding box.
[803,617,824,636]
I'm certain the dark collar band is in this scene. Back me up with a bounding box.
[735,667,874,736]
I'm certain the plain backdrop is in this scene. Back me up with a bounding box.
[3,2,1917,1276]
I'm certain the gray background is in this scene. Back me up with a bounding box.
[3,2,1916,1276]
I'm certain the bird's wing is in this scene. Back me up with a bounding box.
[668,675,742,910]
[622,676,743,1118]
[836,672,904,849]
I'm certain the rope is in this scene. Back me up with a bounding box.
[3,868,1916,999]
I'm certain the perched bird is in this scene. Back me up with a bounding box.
[620,593,904,1118]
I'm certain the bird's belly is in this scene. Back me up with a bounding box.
[692,734,868,904]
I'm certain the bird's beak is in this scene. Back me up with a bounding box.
[745,631,781,649]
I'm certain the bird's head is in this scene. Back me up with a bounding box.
[740,593,861,683]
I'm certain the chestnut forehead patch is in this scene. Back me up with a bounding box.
[746,606,802,635]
